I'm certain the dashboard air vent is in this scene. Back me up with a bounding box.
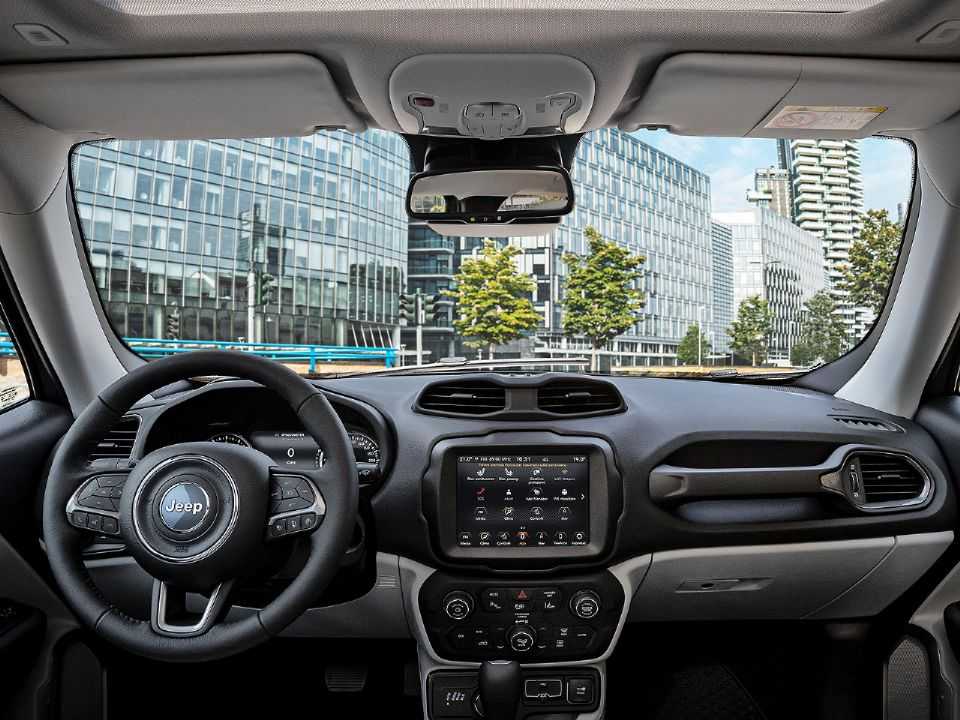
[857,454,927,505]
[88,415,140,461]
[832,451,931,511]
[831,415,900,432]
[537,380,623,416]
[417,381,506,416]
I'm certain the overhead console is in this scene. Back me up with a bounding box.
[620,53,960,139]
[390,54,595,140]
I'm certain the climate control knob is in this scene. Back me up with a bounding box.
[443,591,475,621]
[507,625,536,653]
[570,590,601,620]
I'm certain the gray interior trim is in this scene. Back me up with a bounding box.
[0,53,365,140]
[0,173,127,413]
[621,54,960,138]
[838,153,960,417]
[629,532,952,621]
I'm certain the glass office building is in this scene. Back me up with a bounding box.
[406,129,714,367]
[714,207,826,366]
[709,221,734,356]
[72,131,410,348]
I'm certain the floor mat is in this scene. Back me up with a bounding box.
[645,664,767,720]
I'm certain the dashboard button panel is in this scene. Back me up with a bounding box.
[419,571,623,662]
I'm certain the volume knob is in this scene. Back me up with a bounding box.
[570,590,601,620]
[443,591,475,621]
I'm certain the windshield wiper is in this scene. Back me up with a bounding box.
[310,357,592,378]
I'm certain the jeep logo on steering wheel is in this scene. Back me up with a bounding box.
[158,481,211,534]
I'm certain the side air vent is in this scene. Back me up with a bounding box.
[831,415,901,432]
[837,452,931,511]
[88,415,140,461]
[417,381,507,416]
[537,380,623,416]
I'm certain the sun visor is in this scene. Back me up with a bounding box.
[620,53,960,139]
[0,53,365,139]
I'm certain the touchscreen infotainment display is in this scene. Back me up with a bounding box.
[456,454,589,548]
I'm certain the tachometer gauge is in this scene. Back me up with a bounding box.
[208,432,250,447]
[348,431,381,465]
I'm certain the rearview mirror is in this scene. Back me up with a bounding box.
[406,167,574,224]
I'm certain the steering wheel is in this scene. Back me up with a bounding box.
[42,351,358,662]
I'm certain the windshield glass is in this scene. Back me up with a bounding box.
[69,130,913,377]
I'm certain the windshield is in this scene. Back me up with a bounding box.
[69,130,913,378]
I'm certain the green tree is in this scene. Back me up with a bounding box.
[450,239,540,358]
[561,227,646,371]
[790,290,848,367]
[676,323,712,366]
[839,208,902,314]
[729,295,773,367]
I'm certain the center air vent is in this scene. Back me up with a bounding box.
[417,381,507,416]
[88,415,140,461]
[839,452,930,511]
[537,380,623,416]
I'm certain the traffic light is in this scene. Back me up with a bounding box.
[165,309,180,340]
[399,292,416,324]
[256,272,276,306]
[421,293,442,324]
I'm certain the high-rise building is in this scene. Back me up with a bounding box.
[72,132,411,348]
[709,221,734,355]
[747,167,792,219]
[405,129,715,369]
[714,207,825,366]
[777,138,866,335]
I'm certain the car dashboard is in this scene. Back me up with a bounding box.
[80,371,957,720]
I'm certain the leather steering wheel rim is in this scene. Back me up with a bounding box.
[42,351,359,662]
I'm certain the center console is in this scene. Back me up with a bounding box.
[416,433,626,719]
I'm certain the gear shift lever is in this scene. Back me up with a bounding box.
[479,660,521,720]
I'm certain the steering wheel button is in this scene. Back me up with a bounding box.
[86,513,102,532]
[70,510,87,528]
[301,512,318,530]
[297,484,315,501]
[101,516,119,535]
[281,487,298,499]
[78,495,115,512]
[287,516,301,533]
[96,476,125,487]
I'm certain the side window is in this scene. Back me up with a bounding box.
[0,317,31,411]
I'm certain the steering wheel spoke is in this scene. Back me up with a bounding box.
[265,469,326,541]
[151,578,234,638]
[65,470,131,537]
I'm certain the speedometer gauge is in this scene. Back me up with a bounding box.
[348,431,381,465]
[208,432,250,447]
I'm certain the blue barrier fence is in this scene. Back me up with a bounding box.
[125,338,396,372]
[0,334,395,372]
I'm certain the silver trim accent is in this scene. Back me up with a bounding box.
[820,449,934,513]
[132,455,240,564]
[154,580,227,635]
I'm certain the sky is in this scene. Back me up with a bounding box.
[636,130,914,217]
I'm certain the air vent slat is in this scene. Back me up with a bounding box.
[418,381,506,416]
[853,453,927,506]
[536,380,623,416]
[87,416,140,461]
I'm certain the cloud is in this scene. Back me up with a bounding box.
[705,165,756,213]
